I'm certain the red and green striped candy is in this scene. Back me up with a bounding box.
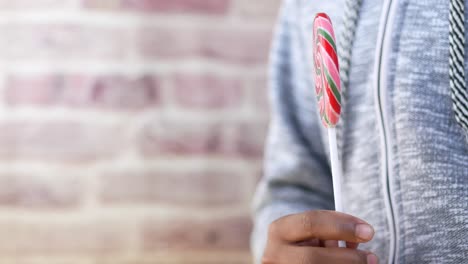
[313,13,341,127]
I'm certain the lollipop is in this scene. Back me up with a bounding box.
[313,13,345,248]
[313,13,341,127]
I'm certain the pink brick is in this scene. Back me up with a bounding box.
[138,27,272,64]
[0,173,82,208]
[138,120,268,158]
[0,24,130,60]
[231,122,268,158]
[137,27,199,59]
[143,216,252,251]
[201,28,272,64]
[251,77,270,112]
[100,170,247,206]
[0,122,125,161]
[4,75,57,105]
[5,74,160,110]
[0,219,129,255]
[172,74,243,109]
[83,0,231,15]
[139,120,228,156]
[91,75,160,109]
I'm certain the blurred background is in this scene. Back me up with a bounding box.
[0,0,281,263]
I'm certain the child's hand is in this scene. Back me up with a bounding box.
[262,210,379,264]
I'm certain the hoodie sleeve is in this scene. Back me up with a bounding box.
[250,1,335,262]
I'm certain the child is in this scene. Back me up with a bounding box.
[251,0,468,263]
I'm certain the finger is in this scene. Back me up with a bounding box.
[346,242,360,249]
[269,210,375,243]
[266,244,378,264]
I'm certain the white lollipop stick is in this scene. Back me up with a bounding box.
[328,127,346,248]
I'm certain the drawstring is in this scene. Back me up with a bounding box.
[338,0,468,148]
[449,0,468,133]
[337,0,363,158]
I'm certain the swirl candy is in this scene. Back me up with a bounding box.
[313,13,341,127]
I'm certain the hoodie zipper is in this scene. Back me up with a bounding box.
[374,0,399,263]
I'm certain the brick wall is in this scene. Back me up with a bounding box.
[0,0,280,263]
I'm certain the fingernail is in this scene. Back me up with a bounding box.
[367,253,379,264]
[355,224,374,241]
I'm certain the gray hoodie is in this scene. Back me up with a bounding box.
[251,0,468,263]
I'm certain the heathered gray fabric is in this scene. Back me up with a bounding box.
[251,0,468,263]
